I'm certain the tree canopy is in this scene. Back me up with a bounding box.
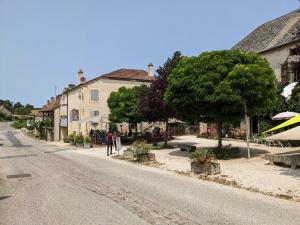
[139,51,182,122]
[107,86,146,125]
[165,50,277,147]
[138,51,183,144]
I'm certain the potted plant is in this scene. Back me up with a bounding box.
[68,133,76,146]
[75,134,84,147]
[84,136,91,149]
[132,140,156,162]
[189,148,220,175]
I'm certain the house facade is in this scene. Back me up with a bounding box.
[233,9,300,84]
[65,66,154,138]
[0,105,12,116]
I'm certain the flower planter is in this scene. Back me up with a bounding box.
[69,141,75,146]
[76,143,83,148]
[123,150,134,159]
[84,143,91,149]
[137,153,156,162]
[191,162,220,175]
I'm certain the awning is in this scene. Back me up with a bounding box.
[264,114,300,133]
[265,126,300,141]
[272,111,299,120]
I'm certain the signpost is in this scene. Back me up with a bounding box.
[115,137,122,155]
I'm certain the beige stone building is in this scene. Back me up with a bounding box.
[64,66,154,138]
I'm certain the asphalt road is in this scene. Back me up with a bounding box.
[0,122,300,225]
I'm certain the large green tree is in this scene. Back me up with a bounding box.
[107,86,146,134]
[165,50,277,148]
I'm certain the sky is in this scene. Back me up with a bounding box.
[0,0,299,107]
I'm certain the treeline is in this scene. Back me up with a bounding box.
[0,99,35,115]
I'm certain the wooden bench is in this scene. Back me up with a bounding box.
[179,144,196,153]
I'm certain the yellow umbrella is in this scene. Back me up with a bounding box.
[264,114,300,133]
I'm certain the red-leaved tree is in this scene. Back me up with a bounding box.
[138,51,183,145]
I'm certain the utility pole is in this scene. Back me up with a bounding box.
[244,103,251,159]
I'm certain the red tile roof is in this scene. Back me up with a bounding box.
[66,68,154,93]
[39,99,60,112]
[101,69,154,81]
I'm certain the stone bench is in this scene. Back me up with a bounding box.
[179,144,196,153]
[267,153,300,170]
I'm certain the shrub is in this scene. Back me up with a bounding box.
[11,120,27,129]
[68,133,76,142]
[212,145,240,160]
[75,134,84,144]
[132,140,151,155]
[189,148,216,164]
[84,136,91,144]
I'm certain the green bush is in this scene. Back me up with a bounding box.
[84,136,91,144]
[197,145,241,160]
[189,149,216,164]
[11,120,27,129]
[75,134,84,144]
[132,140,151,155]
[68,133,76,142]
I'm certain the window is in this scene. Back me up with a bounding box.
[90,111,99,117]
[70,109,79,122]
[91,89,99,101]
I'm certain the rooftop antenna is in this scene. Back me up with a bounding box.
[54,85,57,97]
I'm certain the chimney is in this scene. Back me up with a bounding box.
[68,84,75,89]
[78,69,86,84]
[147,63,154,76]
[51,97,55,102]
[47,100,50,104]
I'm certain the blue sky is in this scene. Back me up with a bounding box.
[0,0,299,107]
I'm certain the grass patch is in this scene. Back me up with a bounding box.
[11,120,27,129]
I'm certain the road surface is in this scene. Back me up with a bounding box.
[0,122,300,225]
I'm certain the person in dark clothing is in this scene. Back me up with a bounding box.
[106,130,114,156]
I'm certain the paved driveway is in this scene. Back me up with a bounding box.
[1,122,300,225]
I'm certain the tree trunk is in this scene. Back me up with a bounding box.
[217,122,223,149]
[164,121,169,146]
[135,122,138,135]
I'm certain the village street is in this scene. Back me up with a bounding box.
[0,122,299,225]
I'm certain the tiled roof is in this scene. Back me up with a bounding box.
[66,68,154,93]
[101,69,153,81]
[40,99,60,112]
[233,10,300,53]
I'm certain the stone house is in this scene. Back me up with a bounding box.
[233,9,300,134]
[64,66,154,138]
[0,105,12,116]
[233,9,300,84]
[39,97,60,141]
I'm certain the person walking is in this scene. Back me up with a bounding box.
[106,130,114,156]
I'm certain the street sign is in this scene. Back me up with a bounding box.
[116,137,122,155]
